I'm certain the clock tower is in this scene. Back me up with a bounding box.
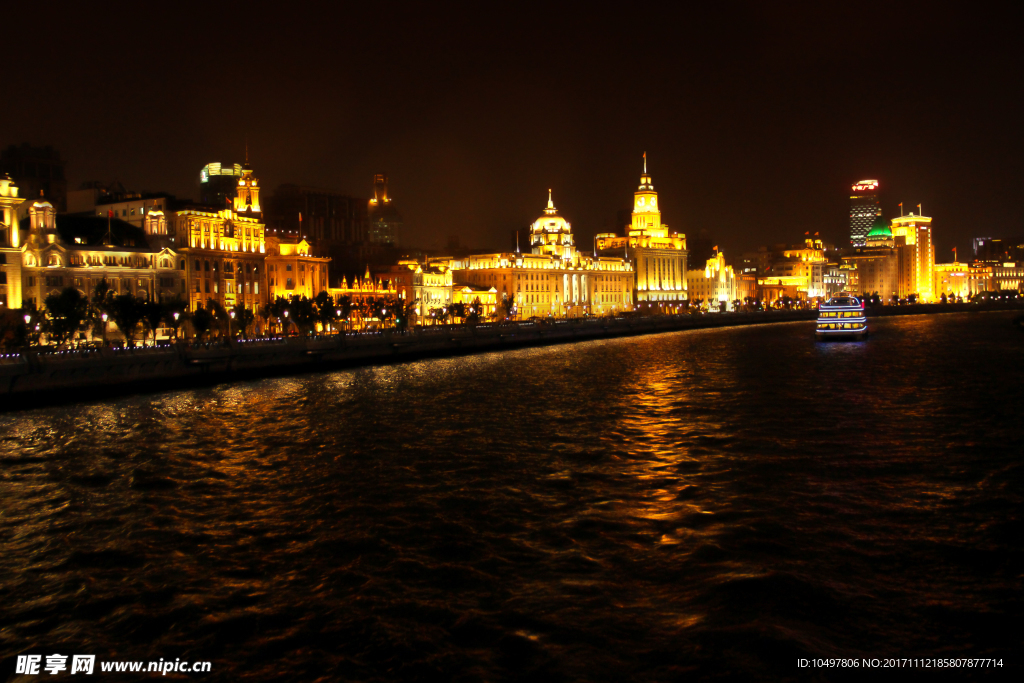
[630,153,666,238]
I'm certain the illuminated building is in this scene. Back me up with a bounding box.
[932,261,975,300]
[849,179,881,247]
[366,174,401,245]
[1,174,25,308]
[327,268,399,329]
[842,218,900,301]
[377,260,453,321]
[992,261,1023,292]
[754,237,828,302]
[739,245,777,277]
[687,251,737,309]
[92,193,176,228]
[372,263,416,303]
[167,163,267,313]
[414,264,453,314]
[445,190,633,319]
[199,162,247,209]
[890,212,935,301]
[824,263,854,298]
[735,273,758,303]
[14,193,184,329]
[596,156,688,305]
[169,204,266,313]
[838,214,932,302]
[233,161,262,219]
[865,217,893,247]
[452,284,498,318]
[265,235,331,301]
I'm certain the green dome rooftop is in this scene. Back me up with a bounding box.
[866,216,891,238]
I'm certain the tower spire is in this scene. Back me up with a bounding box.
[547,188,553,209]
[643,151,646,174]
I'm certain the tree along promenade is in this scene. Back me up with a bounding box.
[1,301,1021,409]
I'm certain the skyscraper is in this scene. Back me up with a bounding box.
[890,211,935,301]
[850,180,881,247]
[367,174,402,245]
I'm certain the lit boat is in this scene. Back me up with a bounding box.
[815,294,868,340]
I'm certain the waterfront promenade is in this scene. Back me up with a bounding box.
[1,302,1020,408]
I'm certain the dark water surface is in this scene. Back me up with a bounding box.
[2,312,1021,681]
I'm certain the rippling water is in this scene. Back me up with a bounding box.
[2,312,1021,681]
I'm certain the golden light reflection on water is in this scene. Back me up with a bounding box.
[1,312,1021,680]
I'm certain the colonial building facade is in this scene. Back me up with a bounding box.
[596,157,688,305]
[265,236,330,301]
[688,251,737,309]
[161,163,267,313]
[1,174,24,309]
[1,178,185,315]
[447,191,633,319]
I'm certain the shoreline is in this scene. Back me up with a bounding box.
[1,302,1020,411]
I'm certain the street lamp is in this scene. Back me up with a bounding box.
[24,314,30,325]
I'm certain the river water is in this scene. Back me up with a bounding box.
[1,312,1021,681]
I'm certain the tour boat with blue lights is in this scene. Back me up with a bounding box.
[815,294,868,340]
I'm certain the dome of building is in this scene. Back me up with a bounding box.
[529,190,575,258]
[866,216,891,239]
[531,189,571,235]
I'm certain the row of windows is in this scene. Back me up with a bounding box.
[194,280,260,295]
[193,259,260,275]
[268,263,318,273]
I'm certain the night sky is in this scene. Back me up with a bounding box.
[7,2,1022,259]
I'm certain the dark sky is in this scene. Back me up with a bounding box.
[7,1,1023,259]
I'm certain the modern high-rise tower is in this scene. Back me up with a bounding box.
[850,180,881,247]
[367,174,402,245]
[890,211,934,302]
